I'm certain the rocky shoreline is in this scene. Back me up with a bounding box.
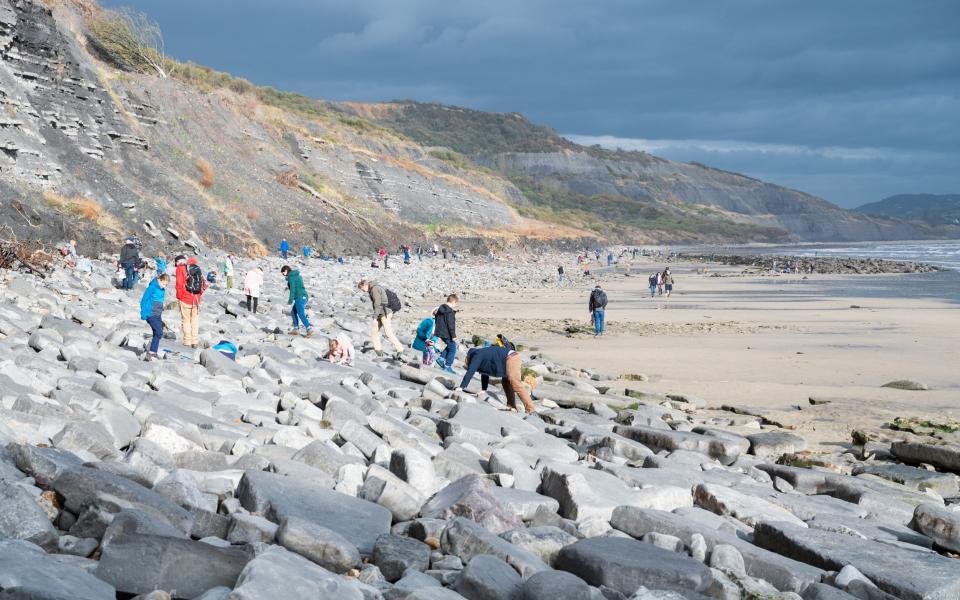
[678,253,941,275]
[1,251,958,600]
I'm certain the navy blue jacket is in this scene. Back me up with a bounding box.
[460,346,512,390]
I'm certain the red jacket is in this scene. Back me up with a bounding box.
[175,257,206,305]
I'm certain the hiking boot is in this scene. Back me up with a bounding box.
[443,366,456,375]
[436,357,446,369]
[304,329,314,338]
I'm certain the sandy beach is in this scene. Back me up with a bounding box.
[443,259,960,448]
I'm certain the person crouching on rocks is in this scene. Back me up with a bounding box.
[458,345,536,415]
[327,333,355,366]
[282,265,313,337]
[175,256,206,349]
[140,273,169,361]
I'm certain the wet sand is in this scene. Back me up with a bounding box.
[448,260,960,447]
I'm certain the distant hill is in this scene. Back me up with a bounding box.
[854,194,960,226]
[337,101,952,243]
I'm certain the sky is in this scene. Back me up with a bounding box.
[102,0,960,208]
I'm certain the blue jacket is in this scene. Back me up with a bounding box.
[280,240,289,252]
[139,278,165,320]
[155,257,167,274]
[412,317,435,351]
[460,346,513,390]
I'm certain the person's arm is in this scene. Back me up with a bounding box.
[175,267,186,298]
[459,358,481,390]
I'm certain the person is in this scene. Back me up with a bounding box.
[279,239,289,260]
[140,273,169,360]
[357,279,404,357]
[657,271,665,296]
[154,252,168,276]
[595,248,601,262]
[442,248,448,260]
[119,237,139,290]
[558,265,564,284]
[433,294,459,374]
[327,333,355,366]
[607,252,613,267]
[303,245,312,260]
[663,267,674,298]
[417,246,423,261]
[206,270,217,285]
[403,246,411,265]
[432,243,439,257]
[243,266,263,313]
[412,316,438,366]
[282,265,313,337]
[589,284,608,337]
[459,346,535,414]
[494,333,512,348]
[175,256,206,349]
[222,255,234,289]
[648,272,658,298]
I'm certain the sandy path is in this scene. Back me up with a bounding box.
[422,260,960,447]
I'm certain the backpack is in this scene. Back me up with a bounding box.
[385,288,402,313]
[185,264,205,295]
[591,289,608,308]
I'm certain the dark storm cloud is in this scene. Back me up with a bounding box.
[101,0,960,206]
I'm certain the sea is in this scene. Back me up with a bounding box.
[686,240,960,303]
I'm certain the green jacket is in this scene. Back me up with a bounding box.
[286,269,308,304]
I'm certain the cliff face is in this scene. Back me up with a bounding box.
[0,0,528,255]
[855,194,960,227]
[348,102,950,243]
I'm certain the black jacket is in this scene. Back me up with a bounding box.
[589,288,608,312]
[434,303,457,341]
[119,243,139,266]
[460,346,512,390]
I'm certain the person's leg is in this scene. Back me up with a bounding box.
[147,316,162,354]
[506,355,535,413]
[291,304,300,330]
[227,275,234,289]
[190,305,200,347]
[381,312,403,353]
[124,265,135,289]
[295,298,311,331]
[252,297,258,313]
[369,317,383,352]
[246,295,252,311]
[178,301,190,345]
[442,339,457,369]
[597,310,605,335]
[502,375,517,410]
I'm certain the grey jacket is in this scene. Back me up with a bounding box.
[367,281,389,318]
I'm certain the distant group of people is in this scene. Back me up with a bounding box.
[648,267,674,297]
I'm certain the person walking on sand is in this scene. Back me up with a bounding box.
[607,252,614,267]
[243,266,263,313]
[282,265,313,337]
[222,255,235,289]
[663,267,674,298]
[140,273,169,361]
[648,272,658,298]
[458,345,536,414]
[358,279,404,357]
[657,270,665,296]
[327,333,355,366]
[589,284,608,337]
[433,293,460,374]
[403,246,411,265]
[119,237,140,290]
[558,265,565,284]
[175,256,206,349]
[279,238,289,260]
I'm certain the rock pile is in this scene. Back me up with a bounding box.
[679,253,940,275]
[1,254,958,600]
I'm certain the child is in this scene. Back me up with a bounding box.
[327,333,355,366]
[412,316,436,365]
[433,294,460,374]
[139,273,169,360]
[155,252,168,276]
[423,335,442,366]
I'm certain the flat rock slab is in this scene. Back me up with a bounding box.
[613,425,745,465]
[555,537,712,596]
[0,539,115,600]
[440,517,550,579]
[453,554,522,600]
[0,480,58,550]
[754,521,960,600]
[236,470,391,556]
[95,533,253,598]
[694,483,807,528]
[520,570,592,600]
[746,431,807,458]
[912,503,960,553]
[891,441,960,474]
[229,545,368,600]
[852,463,959,497]
[441,403,538,439]
[373,534,431,582]
[421,474,522,534]
[54,466,193,533]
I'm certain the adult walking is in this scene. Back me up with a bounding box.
[358,279,403,357]
[119,237,140,290]
[459,345,535,414]
[663,267,674,298]
[222,255,235,289]
[589,284,608,337]
[243,266,263,313]
[433,294,459,374]
[558,265,565,284]
[139,273,169,360]
[175,256,206,349]
[282,265,313,337]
